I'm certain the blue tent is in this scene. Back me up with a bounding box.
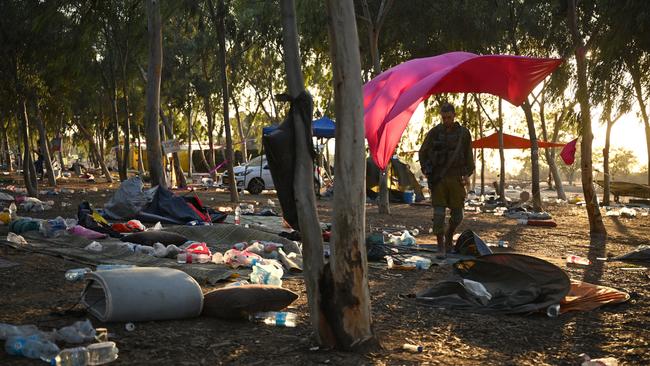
[263,116,335,138]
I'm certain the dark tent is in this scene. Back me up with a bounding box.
[366,156,425,203]
[416,254,570,314]
[140,186,208,225]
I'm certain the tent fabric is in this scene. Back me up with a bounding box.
[416,253,570,314]
[263,116,335,139]
[363,51,563,169]
[595,180,650,199]
[141,186,206,224]
[366,157,425,202]
[471,132,565,149]
[560,138,578,165]
[560,279,629,314]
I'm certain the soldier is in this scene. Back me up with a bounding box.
[419,102,474,258]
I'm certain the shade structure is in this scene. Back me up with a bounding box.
[262,116,335,138]
[363,51,563,169]
[472,132,565,149]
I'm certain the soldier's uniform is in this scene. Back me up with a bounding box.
[419,122,474,252]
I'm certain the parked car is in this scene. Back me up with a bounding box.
[223,155,322,195]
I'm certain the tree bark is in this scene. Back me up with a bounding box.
[19,99,38,196]
[522,100,542,211]
[498,98,506,203]
[629,66,650,185]
[567,0,607,237]
[75,121,113,182]
[323,0,376,349]
[209,0,238,202]
[539,100,566,201]
[186,105,193,178]
[232,96,248,163]
[603,119,612,206]
[279,0,330,346]
[108,79,125,180]
[32,102,57,186]
[135,124,145,174]
[476,97,485,194]
[144,0,166,188]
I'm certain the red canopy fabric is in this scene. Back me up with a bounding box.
[363,52,563,169]
[472,132,565,149]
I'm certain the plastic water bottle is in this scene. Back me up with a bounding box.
[5,335,60,363]
[249,262,283,286]
[8,202,17,220]
[53,346,88,366]
[404,256,431,270]
[234,206,241,225]
[250,312,297,327]
[55,342,118,366]
[566,255,591,265]
[65,268,92,282]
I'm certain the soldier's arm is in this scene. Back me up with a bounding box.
[419,129,435,173]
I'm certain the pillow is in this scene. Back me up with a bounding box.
[120,231,189,246]
[202,285,299,319]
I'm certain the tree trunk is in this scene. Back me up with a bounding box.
[629,67,650,185]
[498,98,506,203]
[19,100,38,196]
[279,0,328,346]
[1,123,12,171]
[360,0,394,216]
[75,122,112,182]
[108,86,125,180]
[522,100,542,211]
[203,94,217,172]
[160,108,187,188]
[322,0,376,349]
[233,96,248,164]
[567,0,607,237]
[539,101,566,201]
[144,0,166,188]
[603,120,613,206]
[136,124,145,174]
[32,103,56,186]
[476,97,485,194]
[186,105,193,179]
[209,0,238,202]
[192,128,211,172]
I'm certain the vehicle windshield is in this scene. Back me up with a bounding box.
[246,155,267,167]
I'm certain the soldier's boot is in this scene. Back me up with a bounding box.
[444,223,459,253]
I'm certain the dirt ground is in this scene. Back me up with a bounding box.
[0,174,648,365]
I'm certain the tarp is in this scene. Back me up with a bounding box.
[416,253,570,314]
[560,138,578,164]
[472,132,565,149]
[262,116,335,139]
[363,51,563,169]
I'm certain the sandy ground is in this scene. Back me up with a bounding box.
[0,173,648,365]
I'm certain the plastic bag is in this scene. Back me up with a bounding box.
[6,232,27,245]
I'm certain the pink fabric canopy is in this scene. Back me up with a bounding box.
[363,52,563,169]
[472,132,565,149]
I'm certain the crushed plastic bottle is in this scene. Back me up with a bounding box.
[53,346,87,366]
[566,255,591,265]
[399,230,417,246]
[250,261,283,286]
[5,335,60,363]
[8,202,17,220]
[0,323,43,340]
[84,241,103,252]
[402,343,423,353]
[385,256,416,270]
[55,319,96,344]
[65,268,92,282]
[6,232,27,245]
[404,255,432,269]
[225,280,250,287]
[250,312,296,327]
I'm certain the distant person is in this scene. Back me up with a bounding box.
[419,102,474,258]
